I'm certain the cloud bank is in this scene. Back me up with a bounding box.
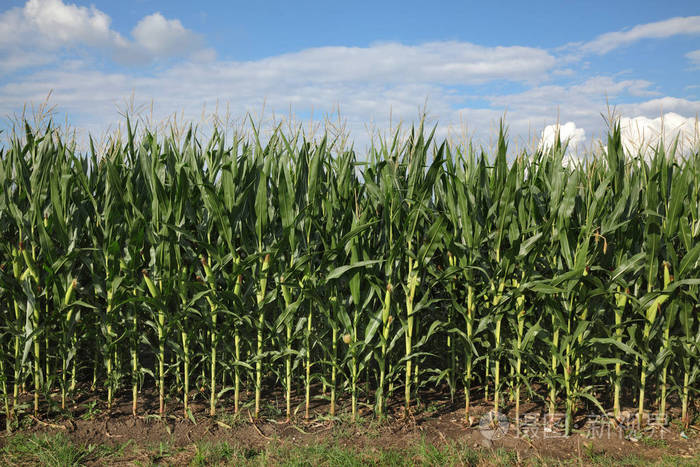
[0,0,698,155]
[579,16,700,54]
[619,113,700,156]
[687,49,700,67]
[0,0,207,73]
[538,122,586,153]
[538,113,700,161]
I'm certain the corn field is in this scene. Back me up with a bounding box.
[0,119,698,436]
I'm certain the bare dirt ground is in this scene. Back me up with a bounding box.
[1,385,698,465]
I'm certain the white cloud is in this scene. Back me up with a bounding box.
[131,13,203,57]
[0,38,557,121]
[0,1,555,77]
[0,3,698,156]
[535,113,700,164]
[0,0,204,71]
[488,77,657,110]
[482,77,660,146]
[617,97,700,120]
[0,50,54,75]
[579,16,700,54]
[618,113,700,156]
[232,41,555,86]
[467,80,700,154]
[0,0,126,50]
[687,49,700,67]
[538,121,586,153]
[2,50,695,155]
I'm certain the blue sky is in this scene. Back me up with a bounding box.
[1,0,699,152]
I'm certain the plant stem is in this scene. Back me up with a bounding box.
[613,287,627,420]
[378,283,392,419]
[158,303,165,416]
[351,320,357,421]
[33,290,40,417]
[209,301,217,417]
[12,293,19,419]
[681,369,689,428]
[404,257,417,417]
[330,325,337,417]
[1,357,9,432]
[254,254,270,418]
[514,277,525,431]
[493,280,504,415]
[305,299,312,419]
[233,273,242,414]
[132,312,138,417]
[234,329,240,414]
[106,288,114,409]
[658,264,673,424]
[549,315,559,429]
[465,285,474,424]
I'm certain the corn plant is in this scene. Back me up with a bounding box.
[0,116,697,433]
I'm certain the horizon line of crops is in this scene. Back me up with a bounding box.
[0,117,698,436]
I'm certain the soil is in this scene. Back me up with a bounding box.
[1,385,698,465]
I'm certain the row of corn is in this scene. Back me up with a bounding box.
[0,119,698,435]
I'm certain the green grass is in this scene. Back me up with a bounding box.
[1,432,699,466]
[640,436,670,448]
[247,439,484,466]
[1,432,127,466]
[191,441,242,466]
